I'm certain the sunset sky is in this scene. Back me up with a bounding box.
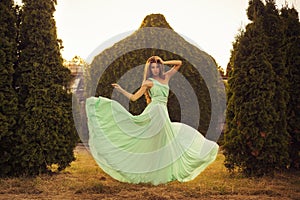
[51,0,298,69]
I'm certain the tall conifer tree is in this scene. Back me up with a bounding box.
[281,6,300,169]
[0,0,19,176]
[261,0,290,171]
[223,0,289,176]
[14,0,77,175]
[224,29,244,148]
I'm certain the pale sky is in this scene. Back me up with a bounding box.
[53,0,299,69]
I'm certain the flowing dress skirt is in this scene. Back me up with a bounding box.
[86,96,219,185]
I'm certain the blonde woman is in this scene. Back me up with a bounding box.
[86,56,219,185]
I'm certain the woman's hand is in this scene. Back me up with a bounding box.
[155,56,164,64]
[111,83,122,92]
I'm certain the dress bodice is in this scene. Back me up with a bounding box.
[148,78,169,104]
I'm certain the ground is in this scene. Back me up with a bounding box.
[0,144,299,200]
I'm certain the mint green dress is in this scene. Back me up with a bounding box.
[86,78,219,185]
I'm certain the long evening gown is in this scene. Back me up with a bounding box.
[85,78,219,185]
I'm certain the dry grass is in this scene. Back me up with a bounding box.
[0,145,299,200]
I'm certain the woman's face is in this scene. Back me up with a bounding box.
[150,63,160,77]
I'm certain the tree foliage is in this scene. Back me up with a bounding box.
[0,0,19,176]
[223,0,294,176]
[281,6,300,169]
[0,0,78,177]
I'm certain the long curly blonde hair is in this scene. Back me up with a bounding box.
[143,56,165,104]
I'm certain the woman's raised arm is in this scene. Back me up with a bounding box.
[159,57,182,79]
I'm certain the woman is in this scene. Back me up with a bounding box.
[86,56,219,185]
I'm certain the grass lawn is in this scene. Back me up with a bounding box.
[0,144,299,200]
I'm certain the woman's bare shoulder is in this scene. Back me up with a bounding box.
[142,79,154,88]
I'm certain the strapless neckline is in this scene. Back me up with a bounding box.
[149,78,169,87]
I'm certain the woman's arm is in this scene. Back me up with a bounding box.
[111,80,153,101]
[157,57,182,79]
